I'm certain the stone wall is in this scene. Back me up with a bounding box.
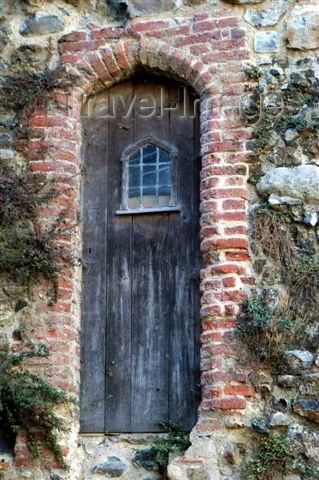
[0,0,319,479]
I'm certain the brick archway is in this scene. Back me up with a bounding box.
[20,24,253,473]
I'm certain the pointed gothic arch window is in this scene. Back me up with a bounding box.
[119,138,179,213]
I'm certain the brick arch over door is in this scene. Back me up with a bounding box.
[20,31,253,467]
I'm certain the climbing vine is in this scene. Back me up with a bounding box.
[0,160,72,303]
[0,64,75,303]
[0,345,75,468]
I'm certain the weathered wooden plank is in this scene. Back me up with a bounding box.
[104,81,134,432]
[80,117,109,432]
[167,85,201,430]
[130,79,171,432]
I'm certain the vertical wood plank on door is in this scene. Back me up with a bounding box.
[167,85,201,429]
[105,81,134,432]
[130,79,171,432]
[81,117,108,432]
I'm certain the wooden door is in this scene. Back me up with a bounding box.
[81,75,201,433]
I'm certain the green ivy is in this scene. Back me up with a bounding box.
[0,226,59,285]
[242,435,292,480]
[136,421,191,474]
[0,345,75,468]
[237,296,294,363]
[242,434,319,480]
[245,65,263,82]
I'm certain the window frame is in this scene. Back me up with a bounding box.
[117,136,180,215]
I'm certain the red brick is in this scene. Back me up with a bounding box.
[225,226,247,235]
[208,141,245,153]
[203,165,247,176]
[87,52,112,82]
[30,162,60,172]
[226,177,245,187]
[196,421,221,431]
[92,27,124,39]
[202,238,248,251]
[202,370,247,385]
[113,42,130,70]
[242,276,255,285]
[28,116,67,127]
[202,188,247,201]
[57,278,73,289]
[224,385,255,397]
[201,331,223,343]
[211,264,244,275]
[149,25,190,38]
[225,252,250,262]
[203,385,223,397]
[225,305,236,316]
[194,17,238,32]
[208,397,246,410]
[200,305,222,317]
[54,150,78,163]
[200,225,219,238]
[59,40,102,54]
[131,20,170,33]
[203,49,250,63]
[203,344,236,356]
[218,290,246,302]
[60,31,88,43]
[176,31,221,47]
[223,276,236,288]
[15,458,32,468]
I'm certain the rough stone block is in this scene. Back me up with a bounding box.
[287,5,319,50]
[91,457,126,477]
[20,12,64,36]
[269,412,291,427]
[0,133,12,147]
[284,350,314,370]
[294,399,319,424]
[257,166,319,203]
[118,0,182,17]
[132,450,159,471]
[224,0,265,4]
[245,6,286,28]
[0,148,13,160]
[254,31,279,52]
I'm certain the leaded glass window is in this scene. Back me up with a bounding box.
[124,143,175,211]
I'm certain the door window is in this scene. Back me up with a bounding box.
[120,139,178,213]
